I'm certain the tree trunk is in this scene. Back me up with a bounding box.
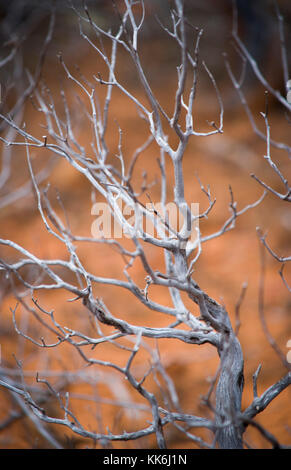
[215,333,244,448]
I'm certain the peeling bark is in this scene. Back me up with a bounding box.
[215,333,244,448]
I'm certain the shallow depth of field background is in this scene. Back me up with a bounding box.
[0,0,290,448]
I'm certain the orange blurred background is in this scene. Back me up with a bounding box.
[0,0,290,449]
